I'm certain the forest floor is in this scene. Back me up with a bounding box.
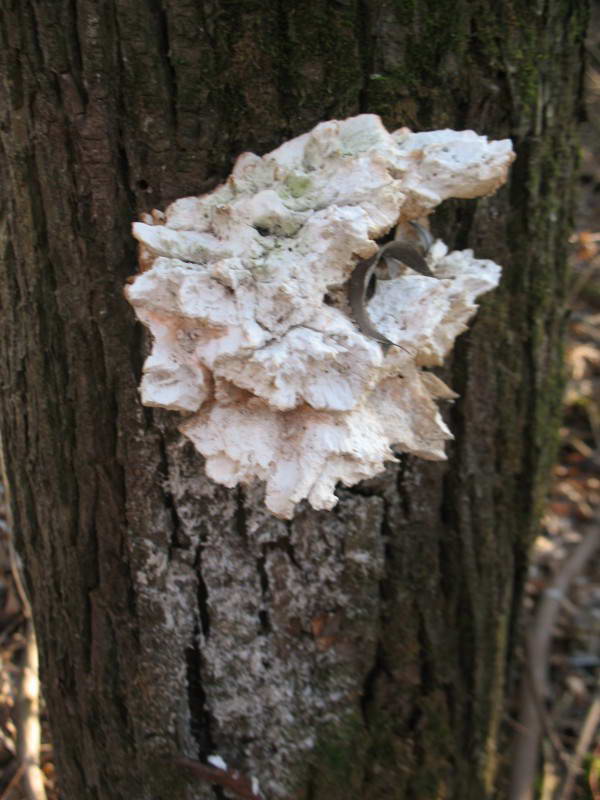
[0,27,599,800]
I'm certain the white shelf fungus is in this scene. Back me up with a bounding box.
[125,114,515,518]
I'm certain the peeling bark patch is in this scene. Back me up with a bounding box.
[125,115,514,518]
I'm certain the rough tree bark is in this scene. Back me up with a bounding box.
[0,1,587,799]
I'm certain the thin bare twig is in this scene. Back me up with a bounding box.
[557,676,600,800]
[540,740,561,800]
[16,618,47,800]
[0,760,26,800]
[508,521,600,800]
[523,645,570,766]
[1,446,47,800]
[589,741,600,799]
[567,257,600,307]
[175,755,264,800]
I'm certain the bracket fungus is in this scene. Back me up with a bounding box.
[125,114,515,519]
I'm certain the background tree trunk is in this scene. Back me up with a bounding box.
[0,1,587,798]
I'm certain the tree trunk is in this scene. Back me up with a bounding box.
[0,2,586,798]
